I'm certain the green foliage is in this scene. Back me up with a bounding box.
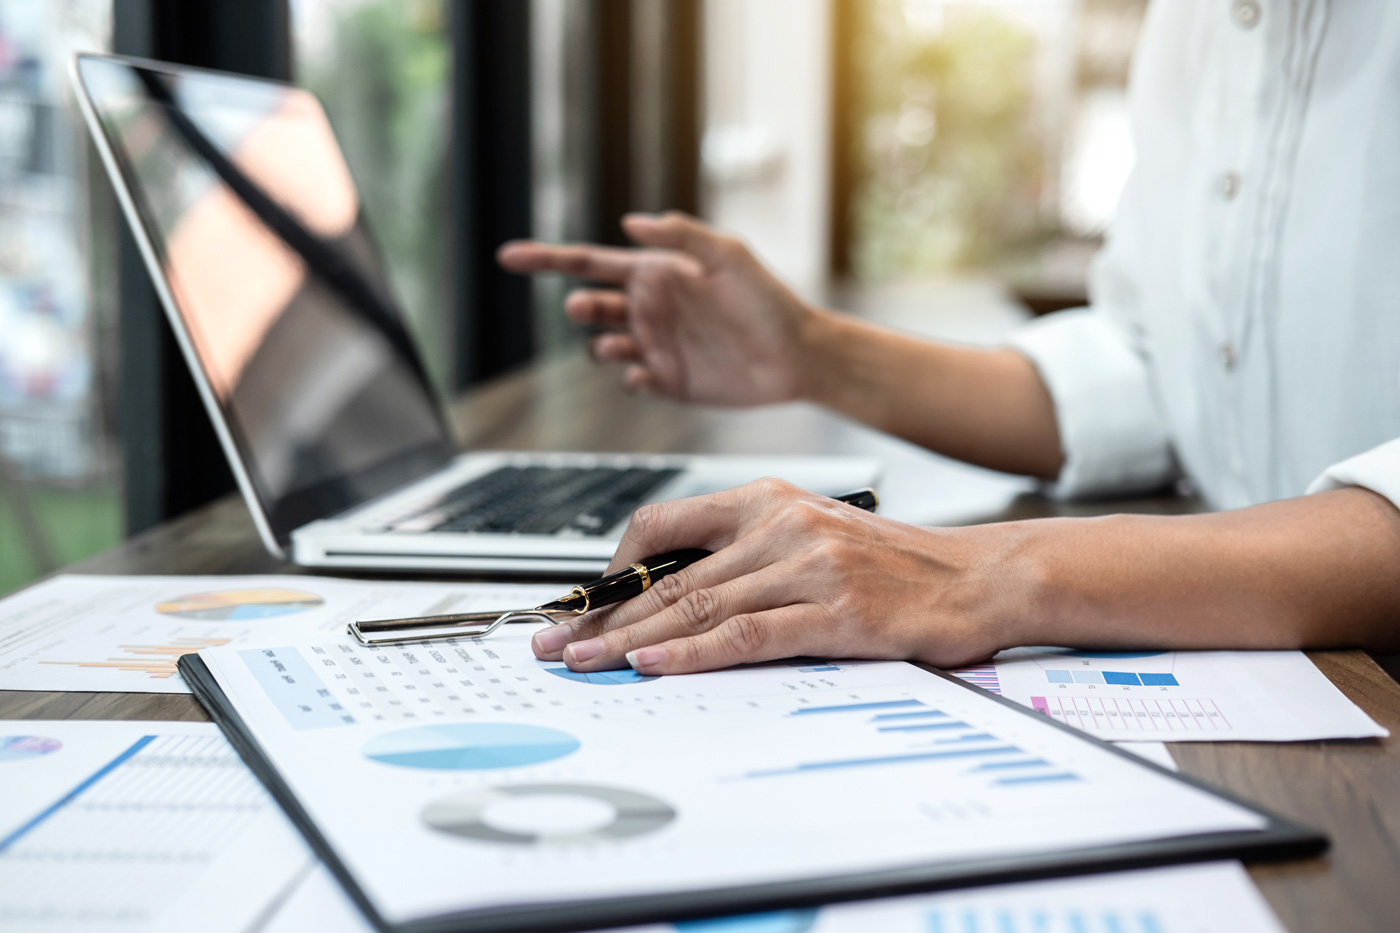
[0,482,122,596]
[853,3,1057,279]
[301,0,453,394]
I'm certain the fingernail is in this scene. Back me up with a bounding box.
[533,625,572,655]
[566,638,603,664]
[626,645,666,670]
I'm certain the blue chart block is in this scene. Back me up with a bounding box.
[238,647,351,730]
[973,758,1052,771]
[540,664,658,685]
[871,710,949,721]
[1071,671,1105,684]
[877,721,970,733]
[1138,912,1165,933]
[1103,671,1143,685]
[1046,670,1075,684]
[1139,673,1179,686]
[797,666,841,673]
[995,772,1082,786]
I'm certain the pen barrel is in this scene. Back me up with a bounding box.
[834,487,878,512]
[540,548,712,614]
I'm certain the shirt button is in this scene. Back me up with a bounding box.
[1232,0,1262,29]
[1219,171,1241,199]
[1221,342,1238,370]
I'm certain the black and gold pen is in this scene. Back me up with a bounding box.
[348,487,878,646]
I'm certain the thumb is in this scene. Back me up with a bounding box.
[623,211,735,269]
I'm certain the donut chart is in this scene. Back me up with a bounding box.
[422,782,676,845]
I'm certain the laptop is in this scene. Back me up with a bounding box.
[72,53,878,575]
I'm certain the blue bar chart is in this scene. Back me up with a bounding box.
[1045,669,1179,687]
[748,697,1081,787]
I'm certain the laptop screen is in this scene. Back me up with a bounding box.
[76,55,454,546]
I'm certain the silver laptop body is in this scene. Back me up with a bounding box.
[73,53,878,575]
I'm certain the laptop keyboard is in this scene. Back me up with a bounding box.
[387,465,681,537]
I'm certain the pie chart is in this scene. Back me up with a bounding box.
[539,661,658,685]
[363,723,580,770]
[0,735,63,762]
[156,588,324,620]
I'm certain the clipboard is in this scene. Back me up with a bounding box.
[180,653,1325,933]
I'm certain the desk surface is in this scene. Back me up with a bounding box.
[4,350,1398,932]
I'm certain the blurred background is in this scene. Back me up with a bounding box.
[0,0,1145,596]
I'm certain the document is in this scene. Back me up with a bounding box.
[0,720,313,933]
[0,574,558,693]
[264,859,1285,933]
[950,647,1387,742]
[621,861,1288,932]
[197,624,1270,928]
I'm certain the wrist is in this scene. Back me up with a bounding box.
[957,519,1066,653]
[791,306,867,408]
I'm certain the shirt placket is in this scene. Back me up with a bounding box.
[1200,0,1271,507]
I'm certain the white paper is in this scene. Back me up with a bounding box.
[950,647,1387,742]
[0,720,313,933]
[0,574,558,693]
[267,860,1285,933]
[198,624,1268,927]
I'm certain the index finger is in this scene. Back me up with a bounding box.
[606,488,747,574]
[497,241,639,284]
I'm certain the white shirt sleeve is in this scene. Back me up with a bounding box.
[1007,308,1177,499]
[1306,438,1400,512]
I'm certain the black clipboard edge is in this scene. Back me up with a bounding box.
[180,654,1326,933]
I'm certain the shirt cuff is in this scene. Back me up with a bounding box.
[1007,309,1176,499]
[1306,438,1400,512]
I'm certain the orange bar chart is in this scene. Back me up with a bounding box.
[40,637,232,679]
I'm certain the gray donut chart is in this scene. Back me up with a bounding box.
[421,782,676,845]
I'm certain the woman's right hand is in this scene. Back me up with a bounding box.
[497,212,825,407]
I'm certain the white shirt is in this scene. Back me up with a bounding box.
[1009,0,1400,511]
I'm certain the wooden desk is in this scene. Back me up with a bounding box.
[3,350,1397,931]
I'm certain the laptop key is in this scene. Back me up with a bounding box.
[401,465,680,536]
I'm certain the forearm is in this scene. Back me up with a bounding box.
[796,308,1063,479]
[985,488,1400,653]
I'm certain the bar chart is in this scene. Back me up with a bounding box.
[949,663,1001,694]
[0,730,304,931]
[1044,669,1179,686]
[744,697,1082,787]
[40,635,232,679]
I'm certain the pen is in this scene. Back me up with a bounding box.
[349,487,878,645]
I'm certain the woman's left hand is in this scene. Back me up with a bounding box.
[530,478,1035,675]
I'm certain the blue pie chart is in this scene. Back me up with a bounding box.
[674,910,819,933]
[363,723,579,771]
[540,661,658,685]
